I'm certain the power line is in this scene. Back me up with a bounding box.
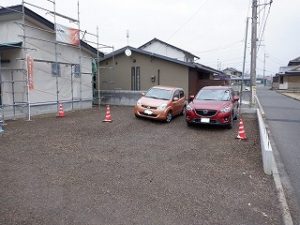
[166,0,208,41]
[194,40,243,54]
[257,0,272,53]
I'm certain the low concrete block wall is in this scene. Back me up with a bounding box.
[99,90,144,106]
[1,100,92,120]
[257,108,273,175]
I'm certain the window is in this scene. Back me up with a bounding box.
[72,64,81,78]
[173,90,180,99]
[196,89,231,101]
[51,63,61,77]
[145,88,172,100]
[131,66,141,91]
[179,90,185,99]
[280,75,284,84]
[136,67,140,90]
[92,74,96,89]
[0,83,2,106]
[131,67,135,90]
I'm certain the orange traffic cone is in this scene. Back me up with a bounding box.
[57,103,65,118]
[236,118,247,140]
[103,105,112,122]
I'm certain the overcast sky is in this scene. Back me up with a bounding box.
[2,0,300,76]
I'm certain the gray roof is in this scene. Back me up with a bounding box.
[285,65,300,76]
[223,67,242,73]
[288,56,300,66]
[275,65,300,77]
[101,46,222,75]
[0,41,22,50]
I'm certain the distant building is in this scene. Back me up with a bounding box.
[273,56,300,90]
[99,43,228,105]
[222,67,250,91]
[223,67,242,77]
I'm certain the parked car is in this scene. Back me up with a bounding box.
[185,86,239,128]
[134,86,186,122]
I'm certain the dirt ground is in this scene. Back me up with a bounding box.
[0,106,282,225]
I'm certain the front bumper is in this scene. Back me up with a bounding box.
[185,109,231,125]
[134,105,168,121]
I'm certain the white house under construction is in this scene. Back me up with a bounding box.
[0,4,103,120]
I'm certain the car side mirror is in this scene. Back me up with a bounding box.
[189,95,194,101]
[141,92,145,96]
[173,97,179,101]
[233,96,239,102]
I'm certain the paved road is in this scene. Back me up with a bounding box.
[257,86,300,209]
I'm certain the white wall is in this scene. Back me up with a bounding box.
[279,76,288,90]
[0,13,94,118]
[0,15,23,43]
[24,19,93,104]
[141,41,187,62]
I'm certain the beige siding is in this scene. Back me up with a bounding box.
[287,76,300,89]
[99,52,189,94]
[279,76,300,90]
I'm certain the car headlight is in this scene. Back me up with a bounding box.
[221,106,231,113]
[157,103,167,110]
[186,105,193,111]
[137,100,142,105]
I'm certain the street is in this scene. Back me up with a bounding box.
[257,86,300,222]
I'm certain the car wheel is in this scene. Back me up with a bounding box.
[180,105,186,116]
[227,114,233,129]
[186,121,192,127]
[233,112,238,120]
[166,111,173,123]
[234,106,239,120]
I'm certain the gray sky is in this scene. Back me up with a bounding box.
[2,0,300,76]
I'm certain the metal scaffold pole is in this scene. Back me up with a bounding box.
[240,17,249,108]
[11,71,16,119]
[0,55,3,124]
[1,0,110,120]
[53,0,59,113]
[22,0,31,121]
[77,0,83,108]
[96,26,101,111]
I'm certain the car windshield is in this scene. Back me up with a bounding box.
[145,88,173,100]
[196,89,231,101]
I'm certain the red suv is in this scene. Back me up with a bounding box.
[185,86,239,128]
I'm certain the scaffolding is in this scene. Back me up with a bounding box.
[0,0,111,122]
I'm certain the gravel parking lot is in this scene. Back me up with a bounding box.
[0,106,281,225]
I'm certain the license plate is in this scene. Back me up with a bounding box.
[201,118,210,123]
[144,109,153,115]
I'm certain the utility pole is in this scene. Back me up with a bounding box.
[240,17,249,107]
[250,0,258,106]
[263,52,267,86]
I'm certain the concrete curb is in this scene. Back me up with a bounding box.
[255,96,295,225]
[257,108,272,175]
